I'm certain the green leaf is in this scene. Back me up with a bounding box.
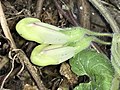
[70,49,114,90]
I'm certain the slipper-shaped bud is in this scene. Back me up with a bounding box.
[30,44,75,66]
[16,17,69,44]
[16,17,112,45]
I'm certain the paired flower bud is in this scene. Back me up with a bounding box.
[16,17,111,66]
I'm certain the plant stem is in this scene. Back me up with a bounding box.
[94,38,111,45]
[111,72,120,90]
[87,31,113,37]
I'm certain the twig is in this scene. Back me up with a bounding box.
[0,1,16,49]
[67,10,79,26]
[78,0,103,53]
[53,0,79,26]
[16,50,47,90]
[0,1,47,90]
[0,54,16,89]
[78,0,90,29]
[35,0,45,18]
[0,56,9,70]
[88,0,120,33]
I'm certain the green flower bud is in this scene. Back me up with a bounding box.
[16,17,69,44]
[16,17,111,67]
[31,44,75,66]
[16,17,112,45]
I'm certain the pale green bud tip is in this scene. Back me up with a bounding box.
[30,45,75,66]
[16,17,69,44]
[16,17,40,32]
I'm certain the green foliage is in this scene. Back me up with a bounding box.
[70,49,114,90]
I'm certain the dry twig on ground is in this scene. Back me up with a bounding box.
[0,1,47,90]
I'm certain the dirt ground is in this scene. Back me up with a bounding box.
[0,0,120,90]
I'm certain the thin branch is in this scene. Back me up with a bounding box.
[0,1,16,49]
[78,0,90,29]
[0,56,9,70]
[88,0,120,33]
[0,54,16,89]
[53,0,79,26]
[17,50,48,90]
[35,0,45,18]
[0,1,47,90]
[67,10,79,26]
[77,0,104,53]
